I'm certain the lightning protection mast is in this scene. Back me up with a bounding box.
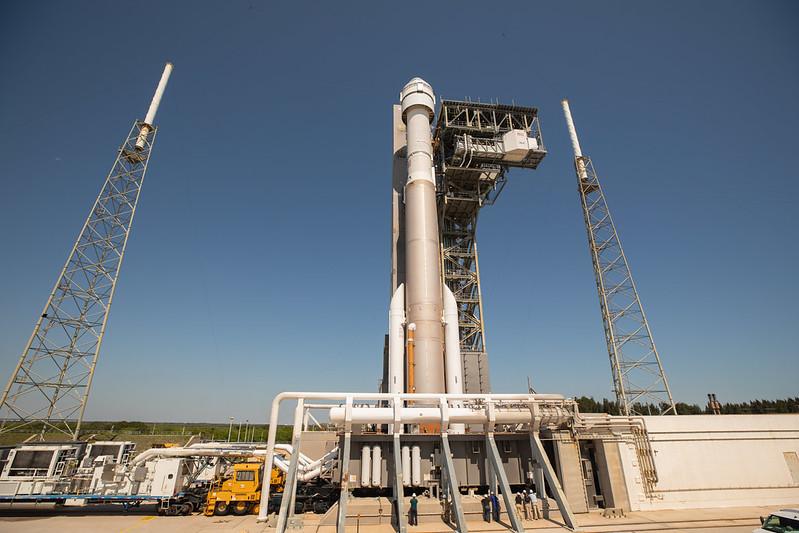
[562,99,676,416]
[0,63,173,439]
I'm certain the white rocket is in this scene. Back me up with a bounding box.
[387,78,464,431]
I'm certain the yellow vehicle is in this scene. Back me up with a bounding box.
[204,460,285,516]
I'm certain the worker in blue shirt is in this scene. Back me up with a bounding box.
[481,494,491,522]
[490,491,500,521]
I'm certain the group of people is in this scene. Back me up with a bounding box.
[480,489,541,523]
[408,488,542,527]
[515,489,541,520]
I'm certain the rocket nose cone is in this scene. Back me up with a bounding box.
[400,77,435,119]
[402,77,432,94]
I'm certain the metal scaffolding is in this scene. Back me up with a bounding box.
[562,100,676,416]
[433,100,546,394]
[0,121,159,438]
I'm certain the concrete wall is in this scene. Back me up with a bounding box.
[553,438,589,513]
[620,414,799,510]
[593,440,630,511]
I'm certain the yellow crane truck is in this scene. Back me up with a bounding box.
[204,460,285,516]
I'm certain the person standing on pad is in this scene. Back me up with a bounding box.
[481,494,491,522]
[490,491,500,522]
[409,493,418,526]
[515,492,525,520]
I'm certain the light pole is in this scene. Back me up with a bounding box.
[227,417,234,442]
[237,420,242,442]
[244,419,249,442]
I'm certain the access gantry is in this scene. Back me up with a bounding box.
[433,100,546,393]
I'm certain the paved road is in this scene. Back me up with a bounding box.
[0,503,765,533]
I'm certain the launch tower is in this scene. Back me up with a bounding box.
[0,63,173,439]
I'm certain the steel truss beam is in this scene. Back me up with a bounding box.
[0,121,157,439]
[276,400,305,532]
[575,156,676,416]
[440,433,468,533]
[485,432,526,532]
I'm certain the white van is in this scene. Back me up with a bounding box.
[754,509,799,533]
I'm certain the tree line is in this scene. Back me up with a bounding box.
[575,396,799,415]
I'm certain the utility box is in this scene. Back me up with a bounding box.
[502,129,539,162]
[149,458,185,497]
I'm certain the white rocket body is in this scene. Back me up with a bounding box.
[399,78,446,396]
[385,78,465,413]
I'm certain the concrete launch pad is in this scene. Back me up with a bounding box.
[0,502,791,532]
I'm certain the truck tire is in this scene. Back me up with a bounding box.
[214,501,230,516]
[231,501,251,516]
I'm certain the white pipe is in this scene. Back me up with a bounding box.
[443,284,466,434]
[360,445,371,487]
[273,455,331,482]
[135,62,173,150]
[561,99,583,158]
[401,445,411,487]
[388,284,405,395]
[137,441,336,483]
[400,77,445,395]
[371,445,382,487]
[411,445,421,487]
[329,405,569,425]
[131,446,262,466]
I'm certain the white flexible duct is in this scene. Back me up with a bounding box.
[132,444,337,483]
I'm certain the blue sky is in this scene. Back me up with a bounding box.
[0,1,796,423]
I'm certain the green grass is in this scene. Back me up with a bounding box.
[0,421,294,450]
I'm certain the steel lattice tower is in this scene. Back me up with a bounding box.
[433,100,547,393]
[0,64,173,439]
[562,99,676,416]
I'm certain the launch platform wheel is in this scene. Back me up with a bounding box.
[214,501,230,516]
[231,501,251,516]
